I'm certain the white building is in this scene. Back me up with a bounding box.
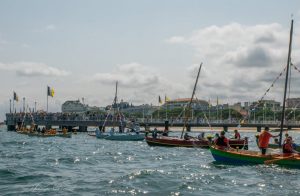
[62,100,103,113]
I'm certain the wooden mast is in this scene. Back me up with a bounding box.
[180,63,203,138]
[279,19,294,146]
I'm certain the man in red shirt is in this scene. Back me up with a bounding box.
[258,127,279,155]
[283,137,298,154]
[233,129,241,140]
[215,131,230,148]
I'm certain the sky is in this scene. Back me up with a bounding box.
[0,0,300,121]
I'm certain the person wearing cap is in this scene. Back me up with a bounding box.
[258,127,279,155]
[282,136,298,154]
[214,131,230,148]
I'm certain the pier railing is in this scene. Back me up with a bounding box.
[5,113,300,130]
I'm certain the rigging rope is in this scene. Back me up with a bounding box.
[252,65,287,110]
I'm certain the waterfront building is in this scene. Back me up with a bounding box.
[286,98,300,108]
[62,100,103,113]
[250,100,281,111]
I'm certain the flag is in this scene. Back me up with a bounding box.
[13,91,19,102]
[165,95,170,102]
[47,86,55,97]
[158,96,162,104]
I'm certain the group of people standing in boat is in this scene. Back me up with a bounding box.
[257,126,298,155]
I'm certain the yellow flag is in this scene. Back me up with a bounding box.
[51,88,55,97]
[165,95,170,102]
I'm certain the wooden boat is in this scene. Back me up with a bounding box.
[145,135,248,149]
[104,133,145,141]
[210,145,300,168]
[26,132,72,138]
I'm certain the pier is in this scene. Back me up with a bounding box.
[5,112,300,132]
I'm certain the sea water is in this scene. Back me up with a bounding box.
[1,126,300,196]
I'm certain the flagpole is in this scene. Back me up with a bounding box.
[165,95,167,120]
[9,99,12,113]
[47,86,48,112]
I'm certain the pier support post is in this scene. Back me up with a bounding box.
[257,126,261,132]
[223,126,228,132]
[7,125,15,131]
[164,120,169,131]
[288,126,292,130]
[79,126,87,132]
[99,126,105,132]
[186,124,191,132]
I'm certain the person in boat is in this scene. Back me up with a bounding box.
[95,128,102,137]
[63,127,68,135]
[274,138,280,145]
[134,126,140,135]
[152,128,158,139]
[162,129,169,136]
[41,127,46,134]
[233,129,241,140]
[284,133,289,143]
[197,132,205,140]
[258,126,280,155]
[214,131,230,148]
[109,127,115,135]
[184,133,193,140]
[283,137,298,154]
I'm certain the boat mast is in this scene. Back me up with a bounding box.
[114,81,118,106]
[180,63,202,138]
[279,19,293,146]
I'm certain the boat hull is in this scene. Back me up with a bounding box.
[210,146,300,167]
[104,133,145,141]
[18,132,72,138]
[145,136,248,149]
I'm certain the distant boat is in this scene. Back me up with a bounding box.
[93,81,145,141]
[104,132,145,141]
[146,135,247,148]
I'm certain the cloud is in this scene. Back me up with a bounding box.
[166,22,300,102]
[91,63,160,88]
[90,62,191,104]
[0,62,70,77]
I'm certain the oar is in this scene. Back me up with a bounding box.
[264,154,295,165]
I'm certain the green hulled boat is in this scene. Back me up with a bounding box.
[210,145,300,168]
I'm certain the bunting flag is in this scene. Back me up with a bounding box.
[253,66,286,110]
[165,95,170,102]
[47,86,55,97]
[13,91,19,102]
[158,96,162,104]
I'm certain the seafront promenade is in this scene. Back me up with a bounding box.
[5,112,300,132]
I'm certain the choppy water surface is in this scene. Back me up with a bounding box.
[1,126,300,196]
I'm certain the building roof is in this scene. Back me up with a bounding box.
[166,98,208,104]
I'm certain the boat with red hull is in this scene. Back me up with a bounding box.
[145,136,248,149]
